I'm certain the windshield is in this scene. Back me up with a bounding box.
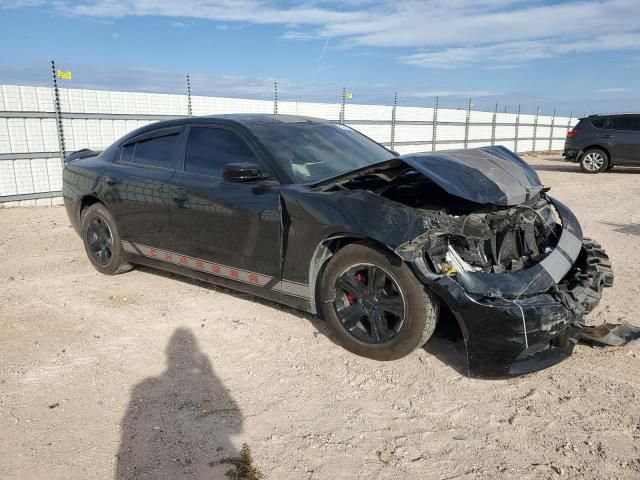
[249,122,394,183]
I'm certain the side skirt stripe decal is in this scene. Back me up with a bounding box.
[122,240,311,300]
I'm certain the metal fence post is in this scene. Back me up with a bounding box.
[186,75,192,117]
[491,102,498,146]
[463,98,472,149]
[340,87,346,124]
[432,96,438,151]
[390,92,397,151]
[532,106,540,152]
[567,111,573,135]
[548,108,556,151]
[514,104,521,153]
[51,60,66,161]
[273,81,278,114]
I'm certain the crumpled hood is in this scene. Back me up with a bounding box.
[400,145,544,206]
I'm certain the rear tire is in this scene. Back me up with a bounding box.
[580,148,608,174]
[81,203,133,275]
[318,242,438,361]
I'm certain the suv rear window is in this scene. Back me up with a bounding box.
[590,117,611,129]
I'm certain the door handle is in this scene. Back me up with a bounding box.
[600,135,613,139]
[173,190,188,203]
[104,176,120,186]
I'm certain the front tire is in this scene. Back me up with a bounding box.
[580,148,608,173]
[318,242,438,361]
[81,203,132,275]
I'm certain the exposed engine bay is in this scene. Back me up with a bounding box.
[420,196,559,276]
[323,162,561,276]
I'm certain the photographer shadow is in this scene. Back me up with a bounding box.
[115,328,261,479]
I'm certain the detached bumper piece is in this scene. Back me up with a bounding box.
[432,238,618,377]
[554,239,614,317]
[577,322,640,347]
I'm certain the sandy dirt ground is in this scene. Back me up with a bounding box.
[1,154,639,480]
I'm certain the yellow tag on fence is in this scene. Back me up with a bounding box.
[345,92,353,100]
[57,70,72,80]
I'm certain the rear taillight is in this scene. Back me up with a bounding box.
[567,129,581,138]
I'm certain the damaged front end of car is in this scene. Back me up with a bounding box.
[397,195,614,377]
[388,147,616,376]
[316,145,617,376]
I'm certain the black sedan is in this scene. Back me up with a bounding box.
[63,114,613,376]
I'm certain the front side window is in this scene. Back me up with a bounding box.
[185,126,261,177]
[613,115,640,132]
[249,122,394,183]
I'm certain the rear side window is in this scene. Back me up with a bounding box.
[185,126,261,177]
[132,133,182,169]
[612,115,640,132]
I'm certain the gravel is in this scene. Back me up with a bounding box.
[1,154,639,479]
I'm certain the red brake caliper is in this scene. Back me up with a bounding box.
[346,273,367,305]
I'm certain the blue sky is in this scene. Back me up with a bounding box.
[1,0,640,115]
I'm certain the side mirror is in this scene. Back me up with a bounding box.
[222,163,268,182]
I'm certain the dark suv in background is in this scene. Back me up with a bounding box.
[563,114,640,173]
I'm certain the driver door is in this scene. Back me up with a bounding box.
[169,124,282,281]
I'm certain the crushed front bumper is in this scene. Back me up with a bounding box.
[428,237,613,377]
[412,198,614,377]
[431,278,578,377]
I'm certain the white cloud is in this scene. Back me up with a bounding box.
[400,33,640,69]
[596,87,632,93]
[5,0,640,69]
[484,64,523,70]
[216,24,243,30]
[0,0,47,6]
[281,30,320,41]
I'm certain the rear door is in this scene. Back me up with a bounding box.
[169,124,282,282]
[611,115,640,164]
[103,126,184,251]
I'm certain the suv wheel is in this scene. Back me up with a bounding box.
[580,148,608,174]
[318,242,438,361]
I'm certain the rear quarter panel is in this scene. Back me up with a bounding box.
[62,153,112,232]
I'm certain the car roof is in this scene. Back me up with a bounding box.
[118,114,332,145]
[584,113,640,119]
[194,113,332,126]
[150,114,330,129]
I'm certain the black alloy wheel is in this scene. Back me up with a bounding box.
[334,264,406,343]
[319,242,438,361]
[86,216,113,266]
[81,202,132,275]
